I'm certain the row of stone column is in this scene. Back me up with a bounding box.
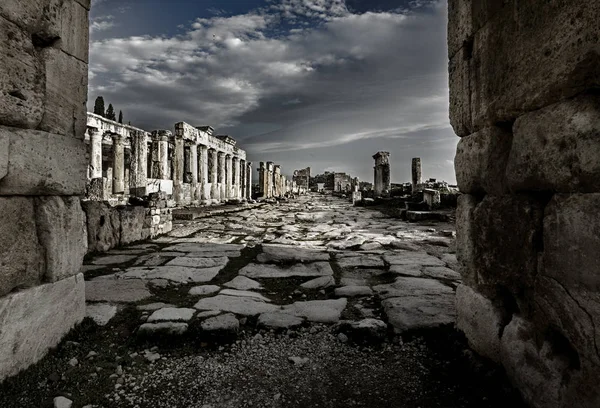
[88,128,252,204]
[258,161,290,199]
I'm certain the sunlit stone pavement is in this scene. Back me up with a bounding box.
[84,193,460,335]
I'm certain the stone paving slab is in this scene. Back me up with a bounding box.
[240,262,334,278]
[147,307,196,322]
[383,252,446,267]
[85,279,152,303]
[282,299,348,323]
[194,295,279,316]
[257,245,330,263]
[223,276,263,290]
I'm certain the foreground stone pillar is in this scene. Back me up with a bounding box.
[218,152,226,201]
[198,145,208,201]
[0,0,90,381]
[449,1,600,407]
[129,131,148,197]
[112,134,125,194]
[157,131,170,180]
[246,162,253,200]
[411,158,422,193]
[372,151,390,196]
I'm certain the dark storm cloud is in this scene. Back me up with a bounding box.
[87,0,457,183]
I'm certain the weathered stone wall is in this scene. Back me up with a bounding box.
[0,0,90,380]
[449,1,600,407]
[292,167,310,192]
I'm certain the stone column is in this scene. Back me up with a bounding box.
[372,151,390,196]
[209,149,219,201]
[112,134,125,194]
[189,142,198,201]
[258,162,265,197]
[157,132,170,180]
[89,127,102,179]
[225,154,233,200]
[198,145,208,202]
[129,131,148,197]
[266,162,274,198]
[246,162,253,200]
[232,157,240,199]
[218,152,226,201]
[274,165,282,197]
[239,159,246,201]
[173,133,184,204]
[412,158,422,193]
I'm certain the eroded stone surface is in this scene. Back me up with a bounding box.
[85,279,151,303]
[240,262,333,279]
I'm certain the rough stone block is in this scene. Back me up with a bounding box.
[449,0,600,136]
[53,0,89,63]
[454,126,512,195]
[119,206,147,246]
[0,132,7,179]
[0,15,44,129]
[456,194,543,303]
[35,196,87,282]
[506,95,600,193]
[455,284,503,363]
[38,47,88,138]
[82,201,120,254]
[0,197,44,297]
[0,126,87,195]
[0,273,85,381]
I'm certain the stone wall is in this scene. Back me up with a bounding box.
[0,0,90,380]
[449,1,600,407]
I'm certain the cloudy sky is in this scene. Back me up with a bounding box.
[88,0,457,183]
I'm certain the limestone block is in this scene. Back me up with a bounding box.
[0,15,44,129]
[0,132,7,179]
[0,197,44,297]
[0,273,85,381]
[449,0,600,136]
[38,47,88,138]
[119,206,146,246]
[82,201,120,254]
[454,126,512,195]
[456,194,543,302]
[506,95,600,193]
[35,196,87,282]
[0,126,87,195]
[455,284,503,363]
[53,0,89,63]
[537,194,600,371]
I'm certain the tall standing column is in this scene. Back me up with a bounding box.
[112,134,125,194]
[225,154,233,200]
[89,127,102,179]
[210,149,219,201]
[240,159,246,201]
[372,151,390,196]
[129,131,148,197]
[218,152,226,201]
[198,145,208,202]
[173,134,184,204]
[158,133,170,180]
[246,162,253,200]
[411,157,422,193]
[258,162,266,197]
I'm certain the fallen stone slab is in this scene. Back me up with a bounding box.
[381,296,456,333]
[137,302,176,311]
[334,286,373,297]
[143,266,221,284]
[282,299,347,323]
[373,276,454,300]
[197,310,222,319]
[161,243,243,256]
[422,266,461,281]
[383,252,445,267]
[240,262,333,279]
[300,276,335,290]
[258,312,304,329]
[337,318,388,342]
[327,236,367,250]
[201,313,239,332]
[147,307,196,322]
[85,279,152,303]
[189,285,221,296]
[86,303,117,326]
[388,264,423,277]
[219,289,271,302]
[138,322,188,335]
[295,212,328,222]
[336,254,384,268]
[223,276,262,290]
[165,256,229,269]
[194,295,279,316]
[257,245,330,264]
[91,255,137,265]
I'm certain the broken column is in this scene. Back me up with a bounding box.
[449,1,600,407]
[411,158,422,193]
[155,130,170,180]
[0,0,89,380]
[372,152,391,196]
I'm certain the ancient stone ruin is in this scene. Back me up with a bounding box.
[449,1,600,407]
[372,151,391,196]
[411,157,422,193]
[292,167,310,193]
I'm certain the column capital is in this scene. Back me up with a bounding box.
[111,133,124,143]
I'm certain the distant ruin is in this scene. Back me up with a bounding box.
[372,152,391,196]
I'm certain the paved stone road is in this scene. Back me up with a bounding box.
[84,194,459,336]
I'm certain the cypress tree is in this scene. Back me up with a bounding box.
[106,104,116,121]
[93,96,105,117]
[118,110,123,124]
